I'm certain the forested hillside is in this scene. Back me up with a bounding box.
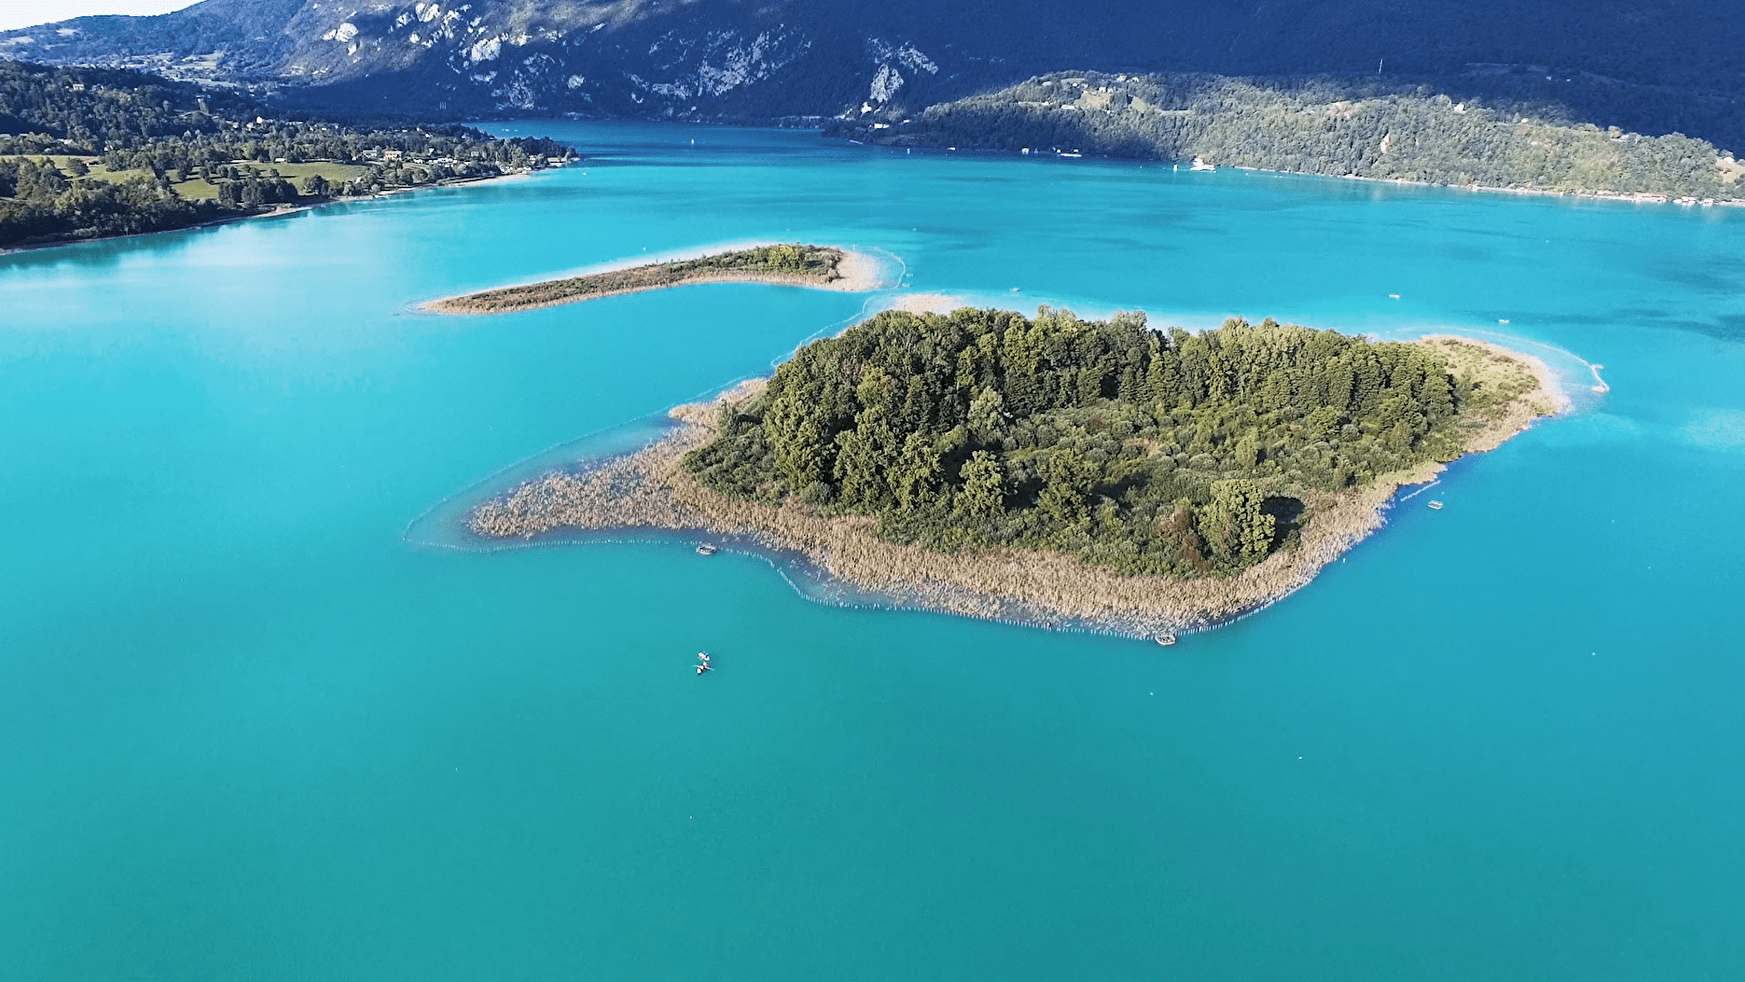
[684,309,1526,577]
[834,73,1743,201]
[0,59,573,247]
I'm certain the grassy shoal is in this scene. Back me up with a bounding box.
[422,244,883,314]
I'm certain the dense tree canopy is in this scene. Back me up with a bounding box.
[686,308,1493,577]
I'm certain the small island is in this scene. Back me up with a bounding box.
[466,307,1565,637]
[423,244,881,314]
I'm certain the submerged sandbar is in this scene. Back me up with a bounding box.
[424,243,882,314]
[464,309,1567,638]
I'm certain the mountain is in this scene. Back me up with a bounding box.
[2,0,1742,150]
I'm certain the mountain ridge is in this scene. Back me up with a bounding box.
[2,1,1741,149]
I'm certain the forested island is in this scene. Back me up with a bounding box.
[830,72,1744,204]
[425,245,880,314]
[468,308,1563,636]
[0,60,575,249]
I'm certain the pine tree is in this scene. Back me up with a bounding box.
[1200,479,1274,566]
[953,451,1006,519]
[1038,449,1096,525]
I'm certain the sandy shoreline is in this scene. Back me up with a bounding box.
[883,292,975,316]
[466,333,1568,639]
[422,244,888,315]
[1327,170,1742,208]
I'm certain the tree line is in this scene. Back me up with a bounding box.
[833,72,1743,201]
[685,308,1492,578]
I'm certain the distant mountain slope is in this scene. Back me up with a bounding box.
[2,0,1741,149]
[835,72,1745,203]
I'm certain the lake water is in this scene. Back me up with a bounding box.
[3,121,1742,979]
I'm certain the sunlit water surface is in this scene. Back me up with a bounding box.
[2,121,1743,980]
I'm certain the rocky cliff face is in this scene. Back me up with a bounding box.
[0,0,967,119]
[2,0,1742,148]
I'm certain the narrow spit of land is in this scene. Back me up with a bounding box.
[423,244,882,314]
[466,310,1567,638]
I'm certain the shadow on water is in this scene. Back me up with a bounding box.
[0,213,270,271]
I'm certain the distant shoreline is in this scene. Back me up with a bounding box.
[422,244,886,315]
[463,328,1567,639]
[0,167,544,258]
[839,140,1744,209]
[1324,170,1742,209]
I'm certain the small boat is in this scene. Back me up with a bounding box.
[1155,633,1177,646]
[1388,294,1401,299]
[695,543,718,556]
[1428,500,1444,510]
[696,651,712,674]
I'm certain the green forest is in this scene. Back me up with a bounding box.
[836,72,1743,201]
[0,59,575,247]
[684,309,1513,578]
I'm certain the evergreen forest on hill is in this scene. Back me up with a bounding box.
[685,309,1520,577]
[0,59,574,247]
[835,72,1744,201]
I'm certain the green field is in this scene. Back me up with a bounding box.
[1,156,373,200]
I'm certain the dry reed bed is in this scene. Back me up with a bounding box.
[469,339,1563,638]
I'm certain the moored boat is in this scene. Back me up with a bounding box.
[1428,500,1444,510]
[695,543,718,556]
[1155,633,1177,646]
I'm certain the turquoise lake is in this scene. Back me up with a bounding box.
[3,121,1744,979]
